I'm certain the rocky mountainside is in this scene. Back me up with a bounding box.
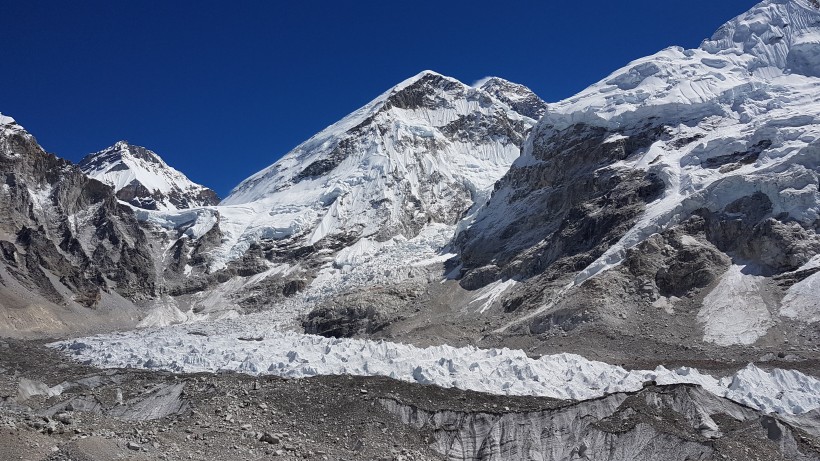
[0,116,157,337]
[79,141,219,211]
[475,76,548,120]
[449,0,820,351]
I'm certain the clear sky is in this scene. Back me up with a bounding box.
[2,0,757,197]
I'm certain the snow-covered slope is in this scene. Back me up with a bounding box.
[218,71,539,252]
[455,0,820,346]
[79,141,219,211]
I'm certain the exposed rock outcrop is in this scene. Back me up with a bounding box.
[0,116,157,335]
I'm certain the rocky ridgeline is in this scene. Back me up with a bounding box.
[0,117,156,324]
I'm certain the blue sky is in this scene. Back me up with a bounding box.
[2,1,756,197]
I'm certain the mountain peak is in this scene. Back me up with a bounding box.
[80,142,219,211]
[390,70,453,89]
[0,113,27,139]
[0,113,16,126]
[99,140,164,165]
[224,70,543,205]
[476,77,548,120]
[381,71,469,111]
[218,71,543,268]
[408,69,445,80]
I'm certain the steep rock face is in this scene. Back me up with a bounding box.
[456,123,666,289]
[0,115,157,335]
[384,384,820,461]
[79,141,219,211]
[452,0,820,347]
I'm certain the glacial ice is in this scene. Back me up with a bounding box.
[54,325,820,417]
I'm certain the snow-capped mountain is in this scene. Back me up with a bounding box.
[456,0,820,348]
[79,141,219,211]
[2,0,819,359]
[181,71,540,265]
[113,71,545,324]
[476,77,548,120]
[7,2,820,459]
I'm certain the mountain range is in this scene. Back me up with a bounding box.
[0,0,818,370]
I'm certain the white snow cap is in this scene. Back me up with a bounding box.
[0,113,16,125]
[539,0,820,133]
[0,113,29,139]
[701,0,820,73]
[223,69,532,205]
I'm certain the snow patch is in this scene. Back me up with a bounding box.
[781,270,820,322]
[698,265,775,346]
[603,133,628,144]
[469,279,518,313]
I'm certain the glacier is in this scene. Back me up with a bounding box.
[55,324,820,417]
